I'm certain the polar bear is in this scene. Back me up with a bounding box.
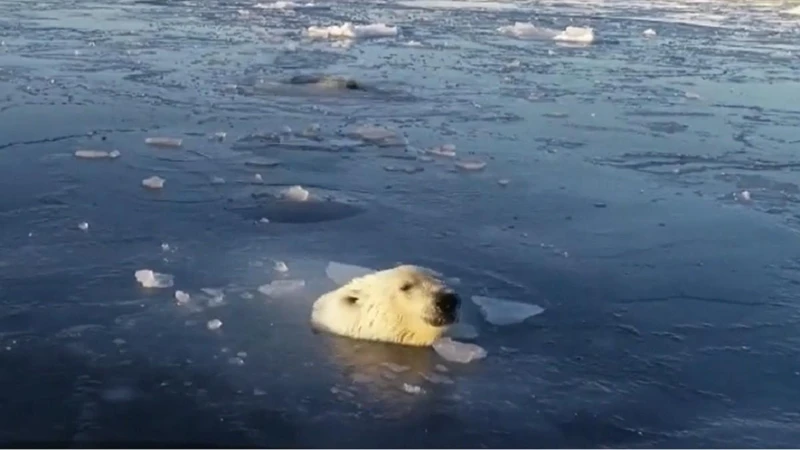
[310,265,460,347]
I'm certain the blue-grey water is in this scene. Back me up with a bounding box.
[1,0,800,447]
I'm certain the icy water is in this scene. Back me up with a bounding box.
[1,0,800,447]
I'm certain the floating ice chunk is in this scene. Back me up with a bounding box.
[258,279,306,297]
[432,338,487,363]
[210,176,226,185]
[643,28,657,37]
[78,221,89,231]
[455,160,487,171]
[74,149,121,159]
[737,190,752,202]
[207,319,222,330]
[175,290,190,305]
[135,269,174,288]
[471,295,545,326]
[497,22,556,39]
[684,91,702,100]
[402,383,424,394]
[255,1,315,9]
[273,261,289,273]
[553,26,595,44]
[498,178,510,186]
[210,131,226,142]
[381,362,410,373]
[427,144,456,157]
[255,173,263,182]
[307,22,398,40]
[161,242,170,251]
[228,356,245,366]
[201,288,224,298]
[325,261,375,285]
[145,137,183,148]
[259,218,270,224]
[280,185,311,202]
[141,176,165,189]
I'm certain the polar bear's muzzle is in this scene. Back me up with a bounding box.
[426,291,460,327]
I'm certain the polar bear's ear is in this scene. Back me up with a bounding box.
[342,288,361,306]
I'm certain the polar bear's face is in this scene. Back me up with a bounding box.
[348,264,460,327]
[311,265,461,346]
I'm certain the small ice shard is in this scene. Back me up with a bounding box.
[259,218,270,224]
[643,28,657,37]
[684,91,702,100]
[553,26,595,44]
[210,176,226,185]
[280,125,293,135]
[455,160,487,171]
[255,173,263,182]
[145,137,183,148]
[325,261,375,285]
[427,143,456,157]
[498,178,510,186]
[161,242,170,251]
[471,295,545,326]
[240,292,254,299]
[280,185,311,202]
[142,176,165,189]
[174,290,190,305]
[446,322,479,340]
[74,149,121,159]
[258,279,306,297]
[432,338,487,364]
[402,383,424,394]
[135,269,175,288]
[78,221,89,231]
[210,131,226,142]
[207,319,222,330]
[273,261,289,273]
[307,22,398,40]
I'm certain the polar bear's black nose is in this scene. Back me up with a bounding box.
[435,292,460,313]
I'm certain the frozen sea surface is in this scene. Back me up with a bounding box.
[1,0,800,447]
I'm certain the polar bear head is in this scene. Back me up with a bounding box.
[310,264,460,347]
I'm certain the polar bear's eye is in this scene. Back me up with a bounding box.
[400,282,414,292]
[344,295,359,305]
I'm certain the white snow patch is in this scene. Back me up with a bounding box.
[471,295,545,326]
[135,269,174,288]
[325,261,376,285]
[307,22,398,40]
[433,338,487,363]
[786,5,800,15]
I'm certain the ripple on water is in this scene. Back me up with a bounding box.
[225,184,370,224]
